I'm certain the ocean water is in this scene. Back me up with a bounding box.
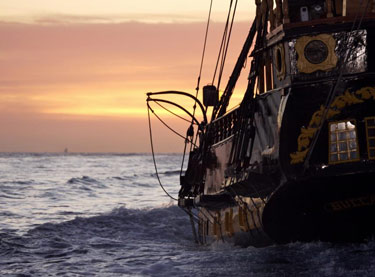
[0,153,374,277]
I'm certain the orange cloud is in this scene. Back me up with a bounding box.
[0,20,252,152]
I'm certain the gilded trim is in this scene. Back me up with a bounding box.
[274,43,286,80]
[213,211,221,238]
[295,34,338,74]
[224,208,234,236]
[290,87,375,164]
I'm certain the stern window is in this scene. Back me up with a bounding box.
[365,117,375,160]
[329,120,359,164]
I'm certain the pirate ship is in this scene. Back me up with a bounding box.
[147,0,375,246]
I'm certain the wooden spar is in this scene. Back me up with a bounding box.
[283,0,290,23]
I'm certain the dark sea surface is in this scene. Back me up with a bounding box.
[0,153,374,276]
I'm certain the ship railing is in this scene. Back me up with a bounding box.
[208,107,240,145]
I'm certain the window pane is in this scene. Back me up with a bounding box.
[368,128,375,137]
[330,154,338,162]
[365,117,375,159]
[349,141,357,150]
[338,132,347,140]
[338,122,346,130]
[339,142,348,151]
[330,124,337,131]
[367,118,375,126]
[330,143,337,152]
[339,153,348,160]
[350,151,358,160]
[349,130,356,139]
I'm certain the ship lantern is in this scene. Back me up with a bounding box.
[203,85,218,107]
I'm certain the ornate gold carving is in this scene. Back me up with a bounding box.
[290,87,375,164]
[331,90,364,108]
[290,149,309,164]
[274,43,286,80]
[356,87,375,100]
[327,195,375,212]
[295,34,338,74]
[297,127,318,151]
[224,208,234,236]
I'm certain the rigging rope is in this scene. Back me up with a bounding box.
[228,7,269,170]
[196,0,214,95]
[147,102,196,145]
[147,106,178,201]
[148,103,202,244]
[216,0,239,93]
[212,18,257,120]
[154,101,195,124]
[180,0,214,177]
[147,108,201,238]
[184,0,214,160]
[212,0,233,85]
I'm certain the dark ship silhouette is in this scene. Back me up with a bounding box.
[147,0,375,247]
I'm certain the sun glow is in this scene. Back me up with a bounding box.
[0,1,255,152]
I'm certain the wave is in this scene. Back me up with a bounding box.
[67,176,99,184]
[151,170,182,177]
[1,205,192,249]
[162,170,182,176]
[29,205,192,242]
[66,176,106,191]
[111,176,135,181]
[0,193,25,199]
[12,180,34,185]
[0,180,35,186]
[0,205,194,274]
[2,206,375,277]
[0,210,20,217]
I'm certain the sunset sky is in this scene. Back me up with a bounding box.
[0,0,255,153]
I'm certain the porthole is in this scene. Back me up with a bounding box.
[295,34,338,73]
[276,48,282,72]
[304,40,329,64]
[274,43,285,80]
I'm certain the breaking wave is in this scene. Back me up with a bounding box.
[0,205,194,276]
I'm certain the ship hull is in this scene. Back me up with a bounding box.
[263,171,375,244]
[197,171,375,246]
